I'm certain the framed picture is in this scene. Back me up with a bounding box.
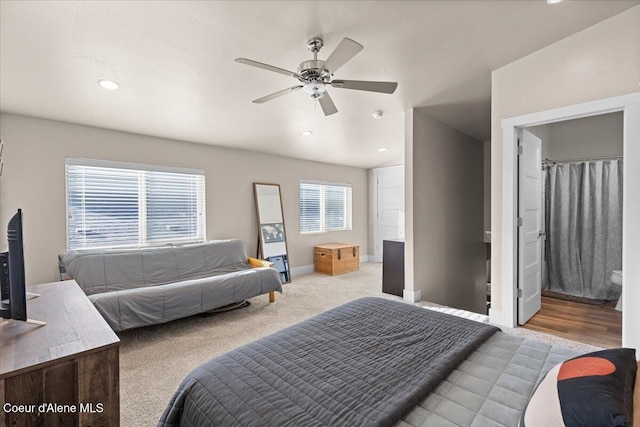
[261,223,285,243]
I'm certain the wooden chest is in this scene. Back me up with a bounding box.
[314,243,360,276]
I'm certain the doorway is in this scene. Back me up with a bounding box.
[496,92,640,350]
[372,165,404,263]
[516,113,624,347]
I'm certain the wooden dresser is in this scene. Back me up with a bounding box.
[0,280,120,426]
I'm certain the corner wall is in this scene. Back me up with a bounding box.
[491,6,640,347]
[0,113,369,284]
[406,108,486,313]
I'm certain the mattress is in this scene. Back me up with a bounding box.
[159,297,581,427]
[396,332,580,426]
[158,297,499,427]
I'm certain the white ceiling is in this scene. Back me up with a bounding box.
[1,1,637,168]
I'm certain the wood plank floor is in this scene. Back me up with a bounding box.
[521,296,622,348]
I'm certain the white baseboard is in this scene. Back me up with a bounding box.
[403,289,421,303]
[290,264,314,278]
[425,306,489,324]
[290,255,371,279]
[489,308,503,326]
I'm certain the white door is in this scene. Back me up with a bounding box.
[373,165,405,262]
[518,129,543,325]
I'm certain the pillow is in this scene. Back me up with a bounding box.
[520,348,637,427]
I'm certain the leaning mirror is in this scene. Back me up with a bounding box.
[253,183,291,283]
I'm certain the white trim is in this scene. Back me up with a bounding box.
[501,123,518,327]
[299,179,352,188]
[372,164,405,263]
[488,308,503,326]
[499,92,640,350]
[403,288,421,303]
[65,157,204,176]
[290,264,315,278]
[501,93,639,129]
[425,306,490,324]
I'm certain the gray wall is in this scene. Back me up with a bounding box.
[528,112,623,160]
[483,140,491,232]
[409,108,486,313]
[0,113,368,285]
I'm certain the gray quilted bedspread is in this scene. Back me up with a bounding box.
[158,297,499,427]
[396,332,580,426]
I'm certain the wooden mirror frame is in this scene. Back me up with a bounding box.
[253,183,291,283]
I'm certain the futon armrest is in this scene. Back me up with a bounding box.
[248,257,275,268]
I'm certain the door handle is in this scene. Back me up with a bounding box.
[538,231,546,238]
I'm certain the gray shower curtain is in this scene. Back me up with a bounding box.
[545,159,623,300]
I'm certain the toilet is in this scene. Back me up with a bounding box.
[611,270,622,311]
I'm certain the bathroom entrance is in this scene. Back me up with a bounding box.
[517,112,623,348]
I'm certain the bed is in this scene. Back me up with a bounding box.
[158,297,634,427]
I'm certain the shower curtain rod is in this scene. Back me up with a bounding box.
[542,155,623,164]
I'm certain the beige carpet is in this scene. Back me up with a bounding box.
[118,263,600,426]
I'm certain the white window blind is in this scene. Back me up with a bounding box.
[299,181,352,233]
[66,159,205,250]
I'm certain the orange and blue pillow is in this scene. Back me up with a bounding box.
[520,348,636,426]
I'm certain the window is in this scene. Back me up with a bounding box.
[299,181,352,233]
[66,159,205,250]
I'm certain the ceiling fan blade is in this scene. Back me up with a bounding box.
[235,58,301,79]
[252,86,303,104]
[331,80,398,94]
[319,38,363,75]
[318,92,338,116]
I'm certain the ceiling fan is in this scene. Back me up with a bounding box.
[235,37,398,116]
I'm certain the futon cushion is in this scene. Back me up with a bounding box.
[520,348,637,426]
[58,240,251,294]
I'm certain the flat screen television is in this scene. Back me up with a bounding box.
[0,209,44,325]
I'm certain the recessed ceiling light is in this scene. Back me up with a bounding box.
[98,79,120,90]
[301,130,313,136]
[378,147,388,152]
[372,110,384,119]
[546,0,562,4]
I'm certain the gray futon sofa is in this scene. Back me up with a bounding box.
[58,240,283,332]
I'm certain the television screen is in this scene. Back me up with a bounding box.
[0,209,27,321]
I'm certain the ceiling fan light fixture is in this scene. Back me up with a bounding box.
[98,79,120,90]
[303,81,327,99]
